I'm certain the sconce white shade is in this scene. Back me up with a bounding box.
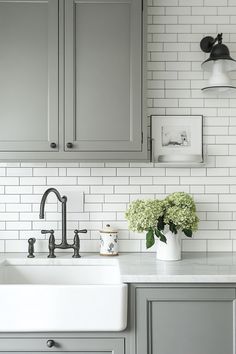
[202,60,236,92]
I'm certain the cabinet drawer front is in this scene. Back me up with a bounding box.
[0,337,124,353]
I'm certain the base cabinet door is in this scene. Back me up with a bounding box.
[0,337,124,354]
[136,287,236,354]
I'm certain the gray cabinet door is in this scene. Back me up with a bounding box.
[0,337,124,353]
[136,287,236,354]
[0,0,58,152]
[65,0,143,153]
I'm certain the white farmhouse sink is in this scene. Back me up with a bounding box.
[0,258,127,332]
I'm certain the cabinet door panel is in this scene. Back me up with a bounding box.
[0,0,58,151]
[136,287,235,354]
[65,0,142,152]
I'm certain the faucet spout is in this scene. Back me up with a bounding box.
[39,188,66,219]
[39,188,68,246]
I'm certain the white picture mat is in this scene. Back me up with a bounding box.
[151,115,203,162]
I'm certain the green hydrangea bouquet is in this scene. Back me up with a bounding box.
[125,192,199,249]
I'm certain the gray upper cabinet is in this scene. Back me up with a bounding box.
[0,0,58,152]
[135,286,235,354]
[65,0,143,154]
[0,0,147,161]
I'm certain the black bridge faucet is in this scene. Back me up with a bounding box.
[39,188,87,258]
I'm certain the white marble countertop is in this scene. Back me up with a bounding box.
[3,252,236,283]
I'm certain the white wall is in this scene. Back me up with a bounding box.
[0,0,236,253]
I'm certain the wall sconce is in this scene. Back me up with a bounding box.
[200,33,236,92]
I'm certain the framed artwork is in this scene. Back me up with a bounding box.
[151,115,203,163]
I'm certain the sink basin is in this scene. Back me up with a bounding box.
[0,258,127,332]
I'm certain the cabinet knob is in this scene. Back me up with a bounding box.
[50,142,57,149]
[47,339,55,348]
[67,142,73,148]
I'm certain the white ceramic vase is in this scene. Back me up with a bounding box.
[156,230,181,261]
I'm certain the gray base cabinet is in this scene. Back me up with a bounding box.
[134,286,236,354]
[0,337,124,353]
[1,284,233,354]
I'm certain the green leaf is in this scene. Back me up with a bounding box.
[146,228,155,249]
[169,222,177,234]
[183,229,192,237]
[157,216,165,231]
[155,229,167,244]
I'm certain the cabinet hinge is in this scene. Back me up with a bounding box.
[147,137,151,151]
[141,131,143,144]
[147,137,153,162]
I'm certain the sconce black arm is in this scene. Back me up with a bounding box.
[200,33,222,53]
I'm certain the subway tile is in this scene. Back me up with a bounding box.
[33,168,58,176]
[90,186,113,194]
[5,186,33,194]
[117,168,140,176]
[219,204,236,212]
[84,204,103,212]
[91,168,116,176]
[153,177,179,184]
[0,195,20,203]
[0,177,19,185]
[103,177,129,185]
[85,194,104,203]
[182,240,207,252]
[103,204,127,212]
[205,185,230,194]
[6,222,31,230]
[207,212,232,220]
[89,212,116,221]
[20,177,46,185]
[0,231,18,240]
[105,195,130,203]
[166,185,190,193]
[153,15,178,24]
[208,240,232,252]
[47,177,76,185]
[130,177,152,185]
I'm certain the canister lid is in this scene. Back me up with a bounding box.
[99,224,118,233]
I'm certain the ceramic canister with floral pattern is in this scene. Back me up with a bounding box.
[99,224,118,256]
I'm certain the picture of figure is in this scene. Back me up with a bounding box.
[161,126,191,147]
